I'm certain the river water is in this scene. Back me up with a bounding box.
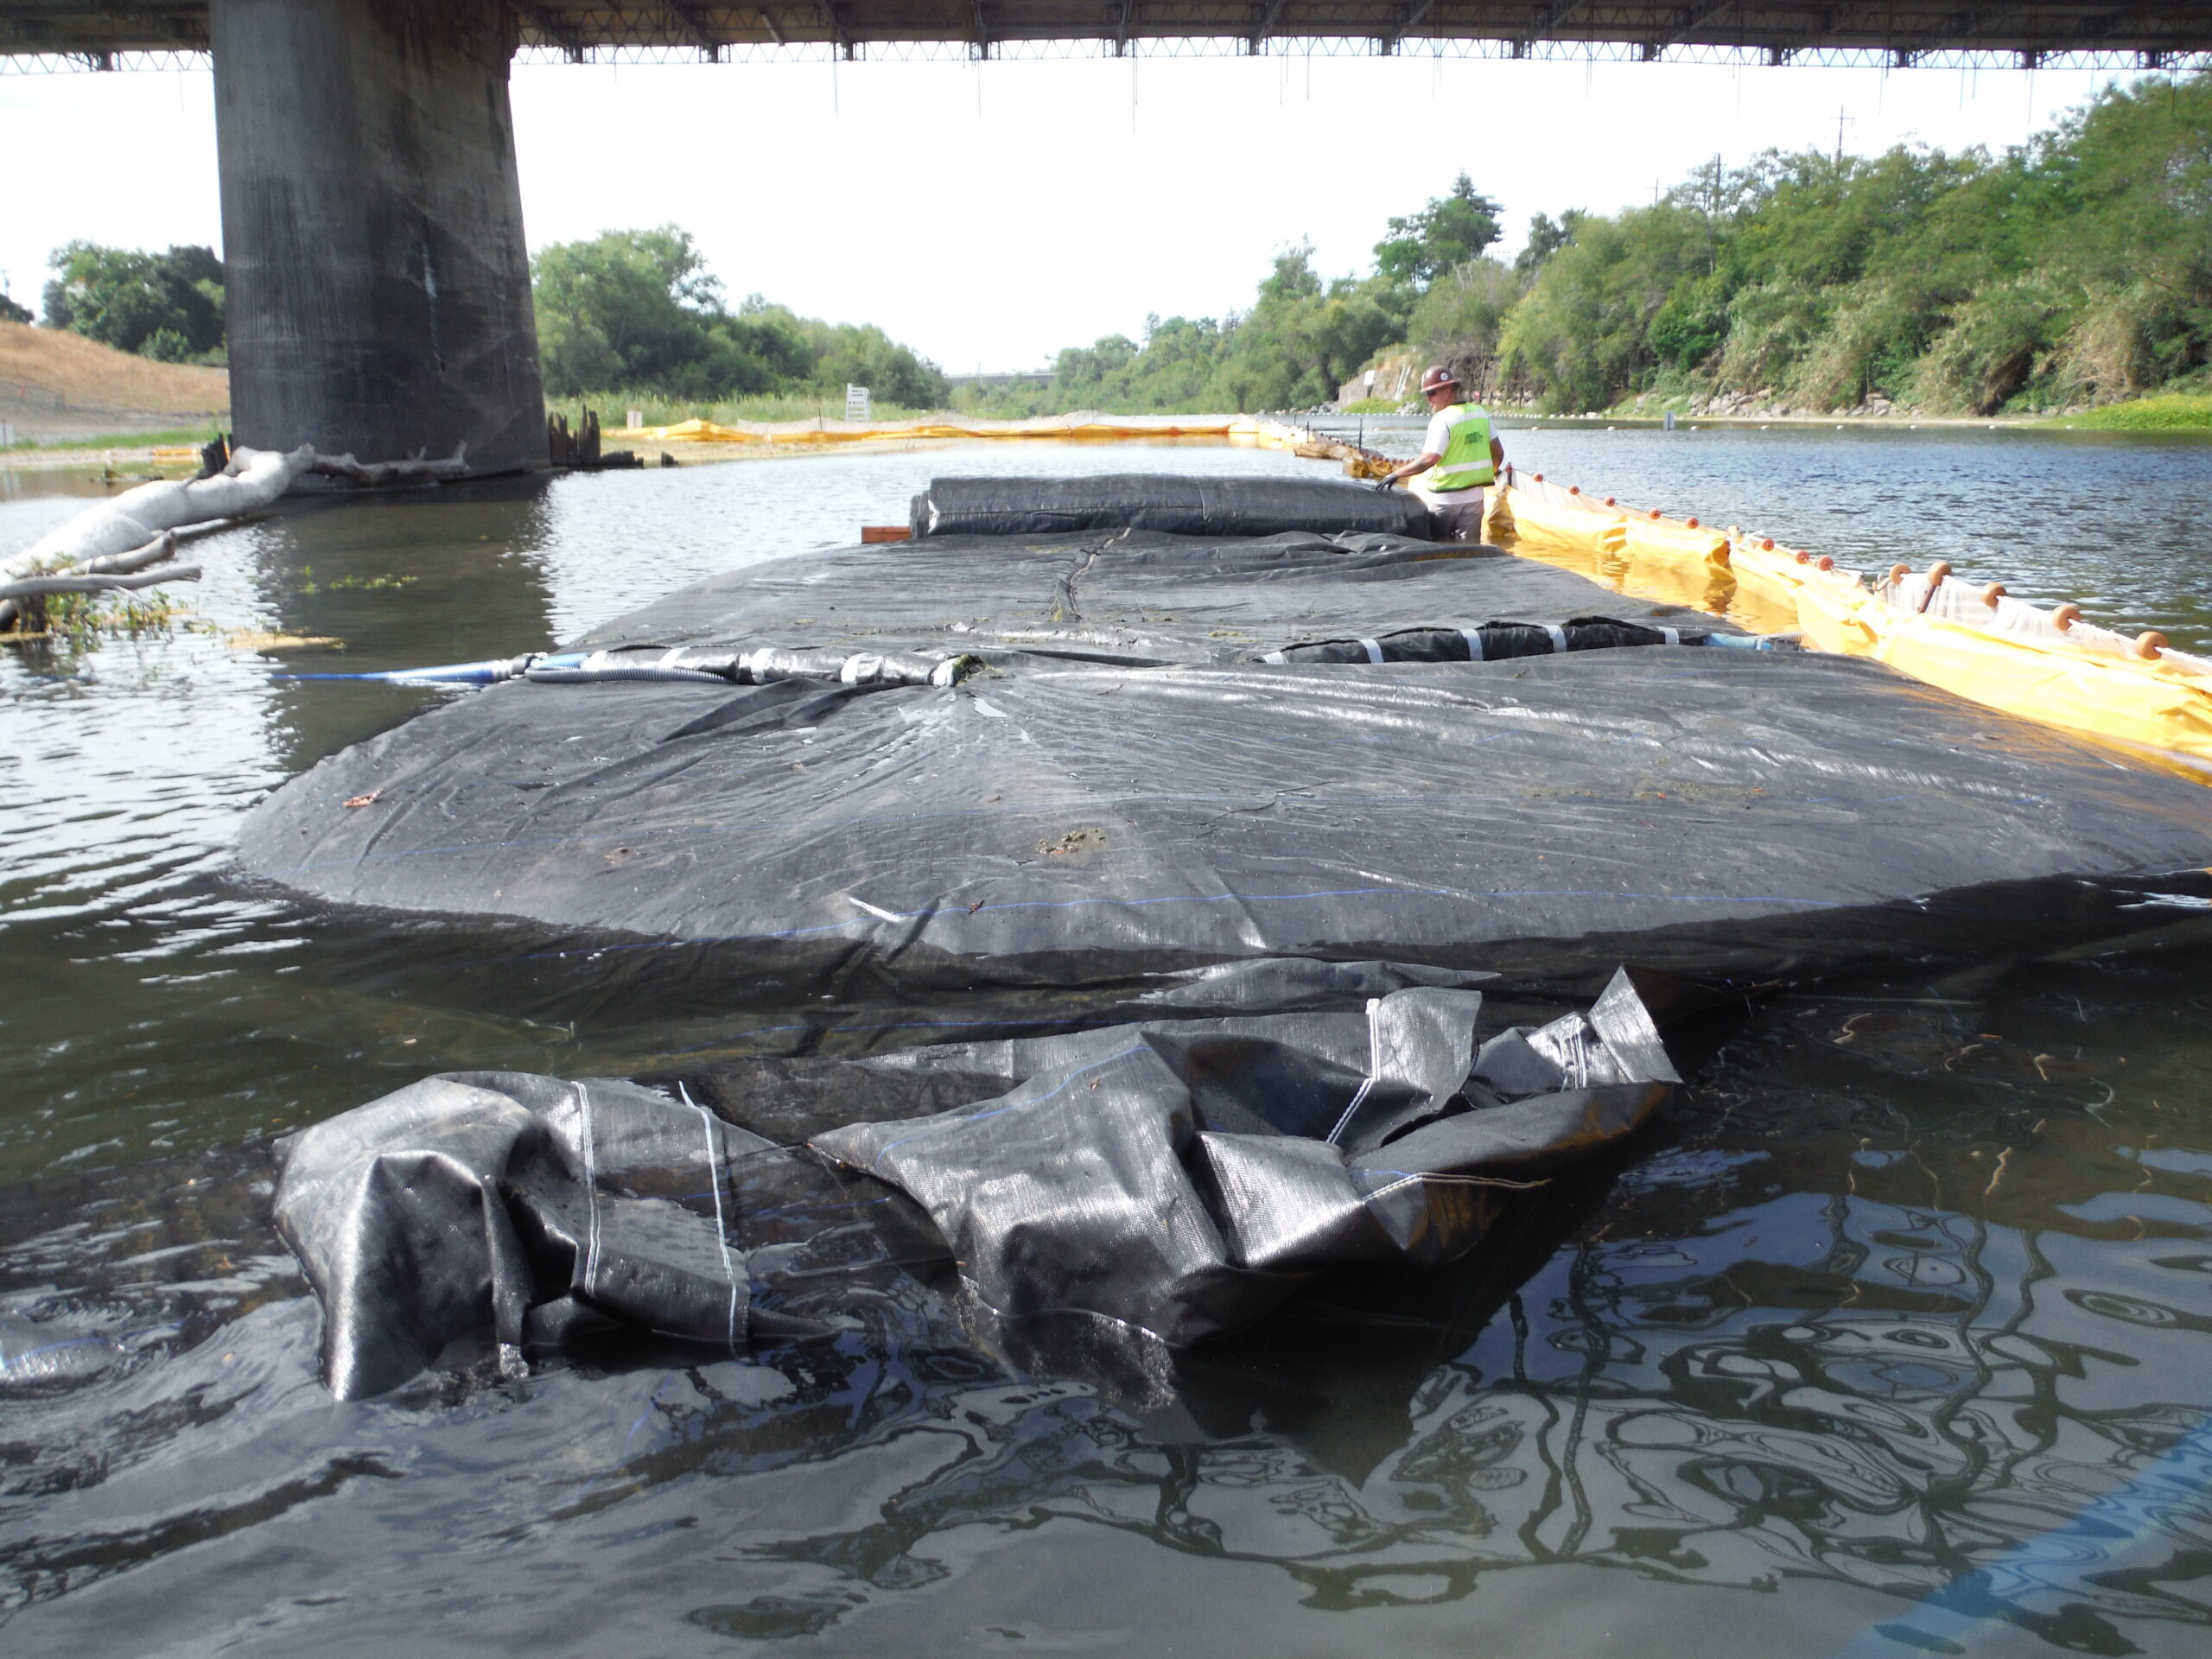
[3,428,2211,1656]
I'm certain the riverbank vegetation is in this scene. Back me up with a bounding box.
[531,226,950,410]
[999,72,2212,421]
[1497,72,2212,417]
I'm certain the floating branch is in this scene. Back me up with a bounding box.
[308,444,470,486]
[0,565,203,601]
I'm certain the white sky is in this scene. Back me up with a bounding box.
[0,50,2133,372]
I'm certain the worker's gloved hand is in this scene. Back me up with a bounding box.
[1371,474,1398,493]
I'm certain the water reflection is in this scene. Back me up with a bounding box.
[251,484,562,769]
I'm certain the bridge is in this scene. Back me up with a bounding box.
[5,3,2205,475]
[949,371,1057,389]
[10,5,2210,67]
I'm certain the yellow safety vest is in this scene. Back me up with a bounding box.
[1428,404,1496,491]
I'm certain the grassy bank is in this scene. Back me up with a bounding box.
[2046,393,2212,431]
[4,426,223,454]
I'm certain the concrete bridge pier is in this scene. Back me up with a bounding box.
[210,0,546,474]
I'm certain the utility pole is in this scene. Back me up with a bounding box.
[1834,107,1855,164]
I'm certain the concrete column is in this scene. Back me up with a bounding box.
[211,0,546,474]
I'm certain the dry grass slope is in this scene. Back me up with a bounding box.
[1,322,229,441]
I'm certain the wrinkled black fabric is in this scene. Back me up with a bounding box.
[911,474,1433,540]
[272,1071,777,1399]
[811,968,1676,1344]
[238,506,2212,995]
[276,972,1675,1396]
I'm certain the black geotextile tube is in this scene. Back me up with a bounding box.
[237,510,2212,996]
[1266,618,1707,664]
[273,967,1677,1398]
[909,474,1435,540]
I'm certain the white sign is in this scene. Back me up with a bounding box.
[845,384,871,423]
[625,409,643,429]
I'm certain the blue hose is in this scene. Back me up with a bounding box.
[278,652,578,684]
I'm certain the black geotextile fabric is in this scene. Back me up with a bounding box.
[238,505,2212,995]
[274,969,1676,1398]
[910,474,1434,540]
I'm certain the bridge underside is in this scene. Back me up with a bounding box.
[7,3,2210,69]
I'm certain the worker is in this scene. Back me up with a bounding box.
[1376,365,1503,543]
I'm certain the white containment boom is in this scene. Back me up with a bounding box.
[3,445,313,582]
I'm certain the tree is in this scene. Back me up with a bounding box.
[0,291,31,326]
[531,226,948,406]
[1500,206,1710,411]
[1216,245,1396,409]
[789,312,951,408]
[1374,175,1504,289]
[1053,334,1140,388]
[1513,211,1585,276]
[1406,257,1525,378]
[531,226,807,399]
[41,242,225,359]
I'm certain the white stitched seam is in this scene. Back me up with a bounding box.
[1325,1077,1376,1146]
[679,1083,743,1352]
[1330,995,1387,1145]
[577,1084,601,1294]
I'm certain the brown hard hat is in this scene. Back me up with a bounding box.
[1421,365,1459,392]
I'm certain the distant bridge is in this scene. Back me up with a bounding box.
[3,3,2200,479]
